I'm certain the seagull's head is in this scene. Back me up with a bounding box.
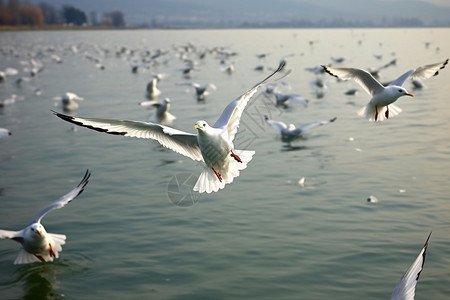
[194,120,210,131]
[163,98,171,104]
[392,86,414,98]
[28,223,46,239]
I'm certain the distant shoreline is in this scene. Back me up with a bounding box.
[0,25,127,31]
[1,25,449,31]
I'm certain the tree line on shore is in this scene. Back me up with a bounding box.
[0,0,126,27]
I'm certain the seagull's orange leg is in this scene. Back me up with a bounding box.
[230,150,242,163]
[212,167,222,182]
[49,243,56,258]
[35,254,45,262]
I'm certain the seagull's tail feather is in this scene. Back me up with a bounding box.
[48,233,66,258]
[233,150,255,170]
[193,150,254,194]
[193,168,226,194]
[358,103,402,122]
[222,149,255,182]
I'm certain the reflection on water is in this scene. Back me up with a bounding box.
[15,264,63,300]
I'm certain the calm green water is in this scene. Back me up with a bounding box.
[0,28,449,299]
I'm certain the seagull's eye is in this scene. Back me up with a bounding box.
[203,123,206,127]
[31,228,34,231]
[398,89,403,93]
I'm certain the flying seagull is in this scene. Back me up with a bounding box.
[322,59,448,121]
[391,232,431,300]
[53,63,285,193]
[0,170,90,264]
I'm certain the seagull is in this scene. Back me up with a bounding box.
[0,128,12,138]
[55,92,84,111]
[391,232,431,300]
[322,59,448,121]
[139,98,176,126]
[273,92,309,107]
[0,170,90,264]
[53,63,285,194]
[176,82,217,100]
[0,68,19,82]
[220,61,235,75]
[145,78,161,100]
[265,115,337,138]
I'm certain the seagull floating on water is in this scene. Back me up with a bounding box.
[139,98,176,126]
[55,92,84,111]
[145,78,161,100]
[265,115,336,138]
[391,232,431,300]
[273,92,309,107]
[0,128,12,138]
[177,82,216,100]
[0,170,90,264]
[322,59,448,121]
[53,63,285,193]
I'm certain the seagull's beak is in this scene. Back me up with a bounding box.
[406,93,414,97]
[194,124,202,129]
[37,230,42,237]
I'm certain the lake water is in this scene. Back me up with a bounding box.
[0,28,449,299]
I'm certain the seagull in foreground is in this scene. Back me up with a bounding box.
[265,115,337,138]
[139,98,176,126]
[53,63,285,193]
[391,232,431,300]
[322,59,448,121]
[0,170,90,264]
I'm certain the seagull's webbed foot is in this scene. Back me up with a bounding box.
[230,150,242,163]
[49,243,56,258]
[212,167,223,182]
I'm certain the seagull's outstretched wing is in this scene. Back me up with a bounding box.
[322,66,384,96]
[30,170,91,225]
[391,232,431,300]
[52,111,202,161]
[0,229,24,241]
[390,59,448,87]
[139,100,159,107]
[264,116,288,133]
[213,62,286,142]
[293,117,337,135]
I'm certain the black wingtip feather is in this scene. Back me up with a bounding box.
[51,110,127,136]
[321,65,338,78]
[433,58,448,77]
[416,232,432,281]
